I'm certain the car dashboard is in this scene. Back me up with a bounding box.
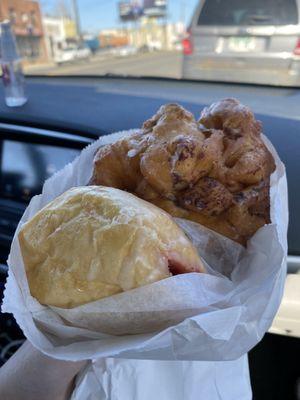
[0,123,92,269]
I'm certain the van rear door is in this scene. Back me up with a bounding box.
[191,0,300,71]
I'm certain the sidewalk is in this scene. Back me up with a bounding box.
[23,61,56,73]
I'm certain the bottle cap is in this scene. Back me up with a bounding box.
[0,20,20,62]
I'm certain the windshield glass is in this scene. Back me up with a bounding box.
[197,0,298,26]
[7,0,300,87]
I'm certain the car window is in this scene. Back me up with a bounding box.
[197,0,298,26]
[4,0,300,88]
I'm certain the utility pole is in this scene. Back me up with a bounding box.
[71,0,82,41]
[163,1,169,50]
[181,0,186,27]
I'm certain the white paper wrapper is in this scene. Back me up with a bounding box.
[1,130,288,362]
[71,356,252,400]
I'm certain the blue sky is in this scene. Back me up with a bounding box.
[41,0,199,33]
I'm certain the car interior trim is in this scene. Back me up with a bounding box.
[0,122,93,147]
[287,255,300,273]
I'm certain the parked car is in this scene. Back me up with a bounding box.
[55,45,91,65]
[116,45,138,57]
[139,44,151,53]
[54,47,77,65]
[76,45,92,61]
[182,0,300,86]
[147,40,163,51]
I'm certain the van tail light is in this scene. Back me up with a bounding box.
[182,30,193,55]
[294,38,300,55]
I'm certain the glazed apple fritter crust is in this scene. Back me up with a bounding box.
[90,99,275,245]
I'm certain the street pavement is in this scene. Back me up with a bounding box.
[25,51,183,79]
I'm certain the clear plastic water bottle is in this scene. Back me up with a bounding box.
[0,21,27,107]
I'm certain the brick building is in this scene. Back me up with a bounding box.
[0,0,46,61]
[99,29,129,48]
